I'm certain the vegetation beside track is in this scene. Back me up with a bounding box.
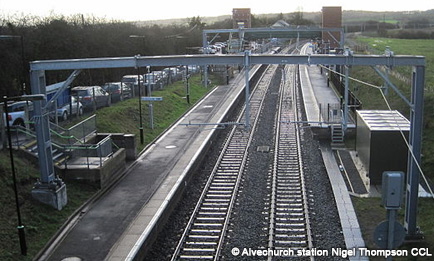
[349,36,434,256]
[349,36,434,181]
[0,152,97,260]
[90,74,217,151]
[0,74,220,260]
[352,197,434,260]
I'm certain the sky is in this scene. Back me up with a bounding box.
[0,0,432,22]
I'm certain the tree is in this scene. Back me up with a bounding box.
[188,16,206,30]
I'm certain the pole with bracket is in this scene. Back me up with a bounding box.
[3,98,27,255]
[405,65,425,238]
[343,65,349,131]
[135,55,144,144]
[244,50,251,131]
[202,31,208,88]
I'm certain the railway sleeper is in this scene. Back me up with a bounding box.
[186,241,218,245]
[277,194,302,199]
[207,186,234,190]
[275,198,302,203]
[276,212,304,217]
[196,217,225,221]
[190,229,221,233]
[274,222,306,228]
[206,194,232,198]
[198,212,227,216]
[274,240,307,246]
[182,248,216,253]
[207,189,233,194]
[203,198,230,202]
[179,254,214,259]
[274,227,306,234]
[209,181,236,185]
[275,203,303,207]
[188,234,220,239]
[275,206,304,212]
[276,217,305,222]
[193,223,223,227]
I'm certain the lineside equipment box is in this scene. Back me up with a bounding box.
[356,110,410,185]
[382,171,404,208]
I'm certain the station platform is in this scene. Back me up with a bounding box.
[45,70,248,261]
[298,43,368,260]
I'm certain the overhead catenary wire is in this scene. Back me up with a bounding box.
[319,64,434,198]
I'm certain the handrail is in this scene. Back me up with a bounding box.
[69,114,96,131]
[50,128,84,145]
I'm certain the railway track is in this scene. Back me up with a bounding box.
[171,64,279,260]
[267,64,313,260]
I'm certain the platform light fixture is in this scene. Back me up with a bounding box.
[130,36,147,144]
[2,94,45,256]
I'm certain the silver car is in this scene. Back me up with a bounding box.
[56,96,83,121]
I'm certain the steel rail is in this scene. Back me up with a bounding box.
[267,59,313,260]
[171,64,278,260]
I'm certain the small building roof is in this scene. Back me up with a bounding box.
[357,110,410,131]
[272,20,290,28]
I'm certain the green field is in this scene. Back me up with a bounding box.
[355,37,434,85]
[0,73,217,260]
[350,36,434,256]
[350,37,434,176]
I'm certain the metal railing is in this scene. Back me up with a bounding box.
[318,103,342,123]
[2,114,116,169]
[50,114,97,144]
[59,134,114,169]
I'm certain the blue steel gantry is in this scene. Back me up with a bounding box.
[30,52,425,239]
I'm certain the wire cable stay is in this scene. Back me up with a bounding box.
[319,64,433,198]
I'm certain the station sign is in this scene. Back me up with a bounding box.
[141,97,163,101]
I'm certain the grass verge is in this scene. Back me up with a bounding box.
[352,197,434,260]
[0,73,219,260]
[0,151,97,260]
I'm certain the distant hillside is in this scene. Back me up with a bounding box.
[136,9,434,27]
[137,15,231,27]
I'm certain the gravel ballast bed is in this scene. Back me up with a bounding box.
[144,65,346,260]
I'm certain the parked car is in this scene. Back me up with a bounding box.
[102,82,131,102]
[71,86,110,111]
[55,96,83,121]
[3,101,34,127]
[121,75,144,96]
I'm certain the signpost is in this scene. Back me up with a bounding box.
[141,97,163,129]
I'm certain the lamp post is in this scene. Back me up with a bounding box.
[130,35,147,144]
[0,35,26,94]
[2,94,45,256]
[137,65,144,144]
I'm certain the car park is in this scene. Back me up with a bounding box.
[102,82,131,102]
[71,86,110,111]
